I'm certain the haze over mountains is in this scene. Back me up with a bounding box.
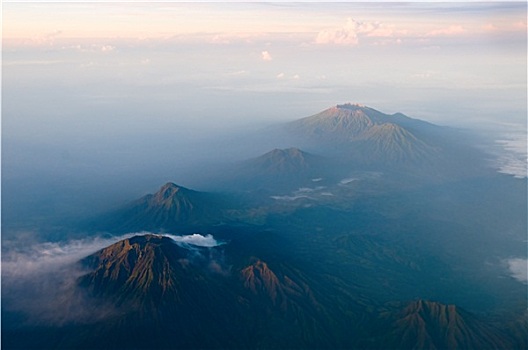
[2,104,526,349]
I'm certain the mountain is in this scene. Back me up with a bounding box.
[72,234,248,349]
[288,103,437,141]
[94,182,227,233]
[79,234,231,312]
[377,300,514,349]
[240,258,325,314]
[218,147,339,192]
[245,147,317,174]
[285,103,484,175]
[72,234,350,349]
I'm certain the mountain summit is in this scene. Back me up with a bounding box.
[150,182,196,210]
[248,147,316,173]
[79,235,188,306]
[286,103,441,167]
[221,147,335,192]
[97,182,225,233]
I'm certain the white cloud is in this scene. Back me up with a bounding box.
[339,177,359,185]
[427,25,465,37]
[412,70,436,79]
[227,70,248,76]
[166,233,224,247]
[2,233,137,278]
[271,194,310,201]
[1,232,227,324]
[492,131,527,179]
[100,44,115,52]
[261,50,273,61]
[1,232,224,279]
[276,72,285,79]
[506,258,528,284]
[315,18,390,46]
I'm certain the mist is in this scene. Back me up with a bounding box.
[1,232,228,326]
[3,4,526,238]
[2,233,135,325]
[2,4,526,349]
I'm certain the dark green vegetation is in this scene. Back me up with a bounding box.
[2,104,527,349]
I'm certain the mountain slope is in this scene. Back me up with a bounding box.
[217,147,340,192]
[74,235,355,349]
[287,103,440,165]
[95,182,227,233]
[286,104,464,171]
[377,300,514,349]
[245,147,317,174]
[79,234,230,311]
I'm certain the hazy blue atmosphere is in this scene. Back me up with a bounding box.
[3,2,526,229]
[2,3,527,349]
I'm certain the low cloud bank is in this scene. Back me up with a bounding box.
[2,233,137,279]
[491,129,527,179]
[2,231,227,325]
[2,234,137,326]
[506,258,528,284]
[2,232,226,280]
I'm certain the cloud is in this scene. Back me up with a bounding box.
[2,232,230,325]
[261,50,273,61]
[227,69,248,76]
[100,44,115,52]
[491,131,527,179]
[2,233,138,279]
[427,25,465,37]
[315,18,392,46]
[166,233,224,247]
[1,234,139,325]
[270,186,328,202]
[506,258,528,283]
[412,70,436,79]
[271,194,310,201]
[276,72,302,80]
[482,21,527,33]
[339,177,359,185]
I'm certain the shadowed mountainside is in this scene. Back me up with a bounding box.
[92,182,230,233]
[217,147,341,192]
[375,300,518,349]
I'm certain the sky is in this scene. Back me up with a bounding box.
[2,2,527,229]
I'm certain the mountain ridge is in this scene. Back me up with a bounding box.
[378,299,515,349]
[286,104,440,164]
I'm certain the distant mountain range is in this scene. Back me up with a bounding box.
[4,103,524,349]
[88,103,496,234]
